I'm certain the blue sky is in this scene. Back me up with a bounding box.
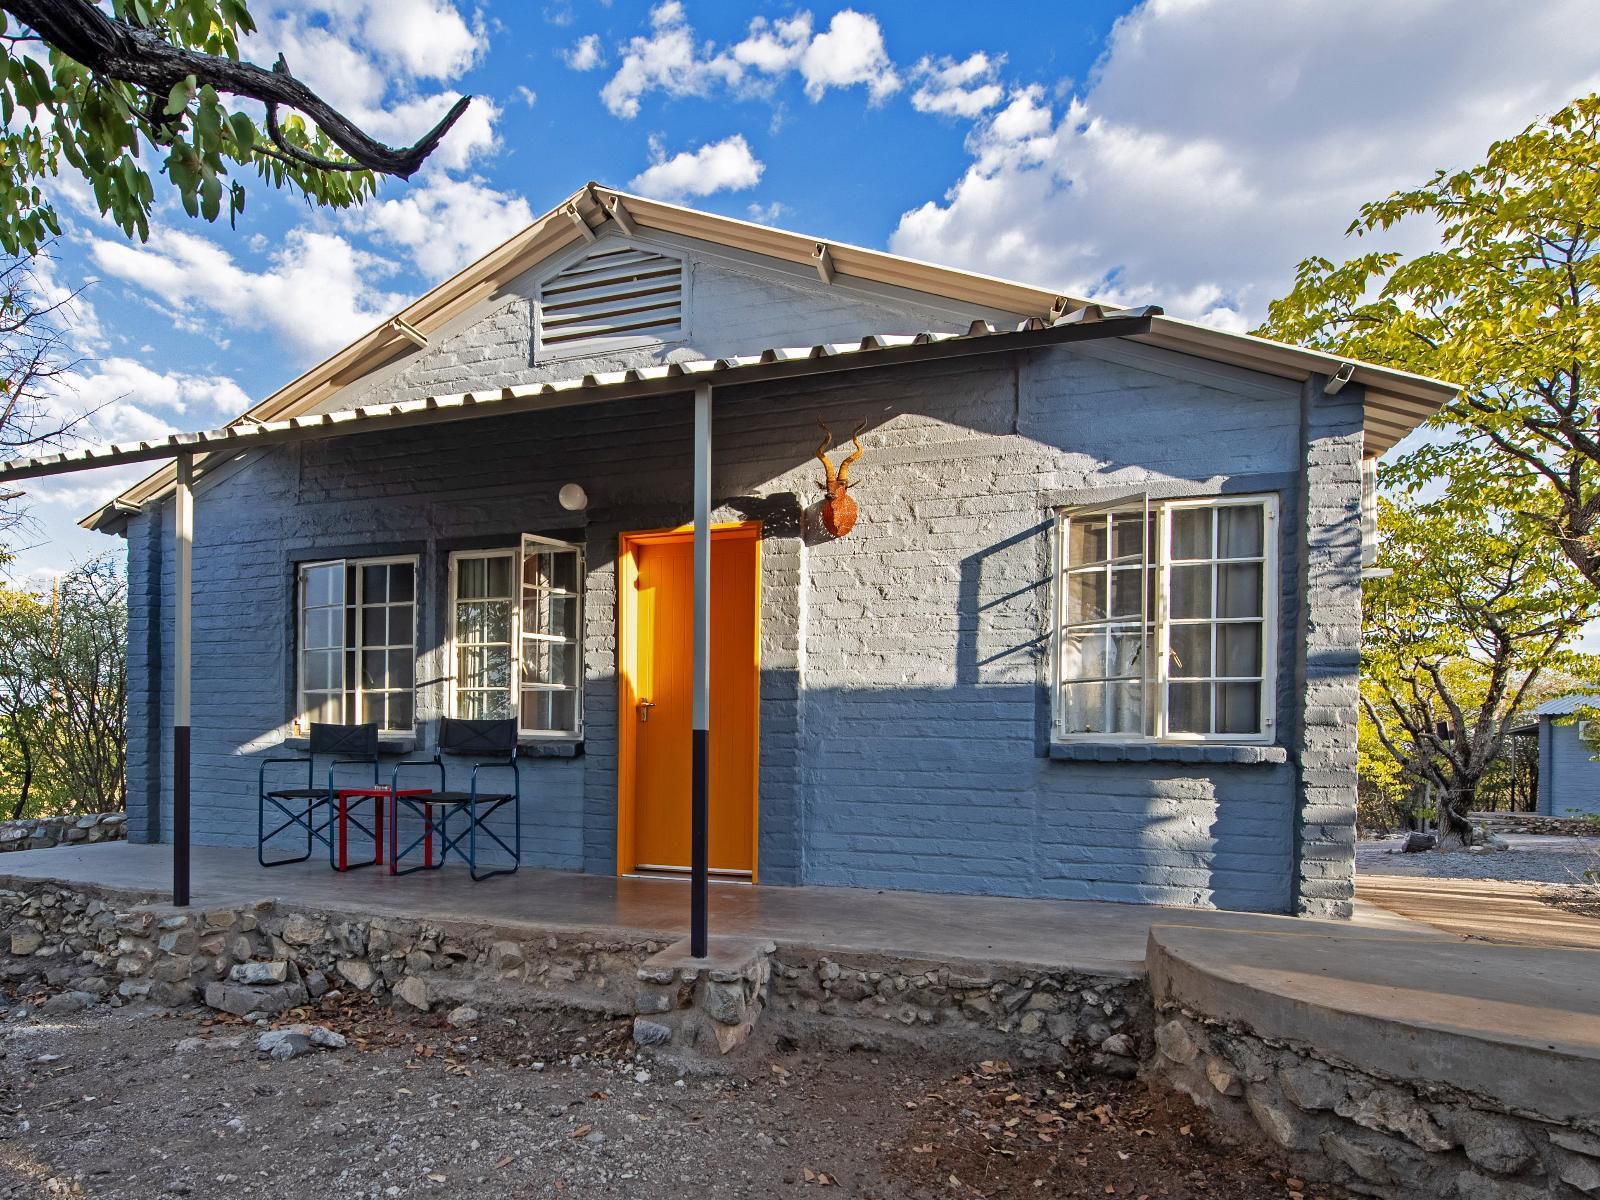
[9,0,1600,581]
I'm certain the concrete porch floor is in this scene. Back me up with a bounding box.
[0,841,1427,977]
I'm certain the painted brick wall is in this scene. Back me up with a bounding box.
[1539,719,1600,817]
[120,236,1362,912]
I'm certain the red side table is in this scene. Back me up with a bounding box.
[332,788,428,871]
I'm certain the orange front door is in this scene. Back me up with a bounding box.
[619,524,760,877]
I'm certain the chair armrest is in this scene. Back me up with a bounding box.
[390,758,446,793]
[258,757,310,793]
[469,756,520,797]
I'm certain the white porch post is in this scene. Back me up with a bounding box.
[173,452,193,906]
[690,383,711,957]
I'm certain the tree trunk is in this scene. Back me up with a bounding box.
[1436,785,1477,849]
[9,731,31,821]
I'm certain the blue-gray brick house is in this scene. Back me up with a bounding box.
[1531,694,1600,818]
[82,186,1453,918]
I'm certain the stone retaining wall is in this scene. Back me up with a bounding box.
[764,948,1151,1069]
[0,880,660,1018]
[1150,1009,1600,1199]
[1470,812,1599,838]
[0,813,126,853]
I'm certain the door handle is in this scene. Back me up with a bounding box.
[638,699,655,723]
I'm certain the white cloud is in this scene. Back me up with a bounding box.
[598,4,897,119]
[746,200,788,225]
[797,10,898,103]
[257,0,485,83]
[514,85,538,107]
[564,33,605,71]
[910,52,1004,118]
[629,134,765,201]
[350,174,534,279]
[890,0,1600,329]
[89,227,409,361]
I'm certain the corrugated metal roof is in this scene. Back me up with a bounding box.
[1534,693,1600,717]
[0,306,1157,490]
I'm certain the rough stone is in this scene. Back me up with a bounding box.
[1279,1062,1348,1112]
[1154,1019,1198,1065]
[1441,1110,1539,1176]
[632,1018,672,1047]
[39,991,95,1015]
[280,913,325,946]
[1337,1086,1454,1152]
[1555,1151,1600,1196]
[336,960,378,992]
[204,980,306,1018]
[1319,1130,1431,1189]
[392,976,430,1011]
[9,928,42,956]
[229,961,289,985]
[446,1005,481,1028]
[1204,1057,1244,1097]
[1246,1084,1314,1150]
[1452,1171,1550,1200]
[702,980,749,1026]
[1099,1032,1136,1058]
[488,941,525,972]
[261,1032,312,1061]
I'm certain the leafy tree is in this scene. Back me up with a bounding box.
[1361,494,1596,845]
[0,557,127,818]
[0,0,473,256]
[1259,95,1600,587]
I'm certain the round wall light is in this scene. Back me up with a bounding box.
[558,483,589,512]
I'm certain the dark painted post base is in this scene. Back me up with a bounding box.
[690,727,708,957]
[173,725,190,907]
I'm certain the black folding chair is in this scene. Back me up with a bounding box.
[389,718,521,881]
[257,723,380,868]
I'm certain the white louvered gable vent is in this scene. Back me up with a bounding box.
[536,244,685,357]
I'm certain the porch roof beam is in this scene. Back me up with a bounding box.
[0,309,1161,488]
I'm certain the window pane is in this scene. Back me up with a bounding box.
[389,564,415,602]
[1110,567,1143,618]
[362,606,387,648]
[526,549,579,594]
[1067,570,1107,623]
[459,645,512,691]
[303,607,339,650]
[303,690,340,726]
[1218,564,1263,619]
[1218,623,1262,677]
[1060,681,1107,734]
[362,564,388,603]
[521,688,577,733]
[303,563,342,609]
[361,649,388,689]
[459,689,513,720]
[1107,682,1143,735]
[456,599,511,645]
[524,594,579,641]
[1168,682,1210,734]
[1168,624,1210,678]
[522,641,576,687]
[1172,509,1212,560]
[389,651,414,690]
[388,604,414,647]
[487,554,514,598]
[388,693,414,732]
[458,555,513,601]
[1217,683,1261,734]
[1218,505,1264,558]
[303,650,339,692]
[1112,512,1147,561]
[1107,628,1145,679]
[1068,516,1109,567]
[1061,628,1108,680]
[1170,565,1211,620]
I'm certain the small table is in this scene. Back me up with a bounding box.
[385,789,443,875]
[331,788,428,872]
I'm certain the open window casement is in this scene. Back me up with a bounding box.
[1055,494,1155,739]
[451,537,584,738]
[518,534,584,738]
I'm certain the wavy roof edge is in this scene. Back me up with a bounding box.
[78,182,1460,532]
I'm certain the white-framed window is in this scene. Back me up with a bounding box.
[448,535,584,738]
[296,556,417,736]
[1053,494,1278,743]
[534,243,685,360]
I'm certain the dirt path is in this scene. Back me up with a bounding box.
[0,994,1337,1199]
[1356,875,1600,949]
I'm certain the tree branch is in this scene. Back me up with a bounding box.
[0,0,470,179]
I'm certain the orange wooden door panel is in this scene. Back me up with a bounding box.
[621,526,759,876]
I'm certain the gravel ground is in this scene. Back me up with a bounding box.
[0,990,1338,1200]
[1356,833,1600,886]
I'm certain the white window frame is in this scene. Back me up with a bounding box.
[447,536,585,739]
[1052,494,1278,745]
[532,240,690,363]
[294,554,419,738]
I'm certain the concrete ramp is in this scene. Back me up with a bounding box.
[1147,922,1600,1197]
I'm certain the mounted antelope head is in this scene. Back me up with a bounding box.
[815,418,867,538]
